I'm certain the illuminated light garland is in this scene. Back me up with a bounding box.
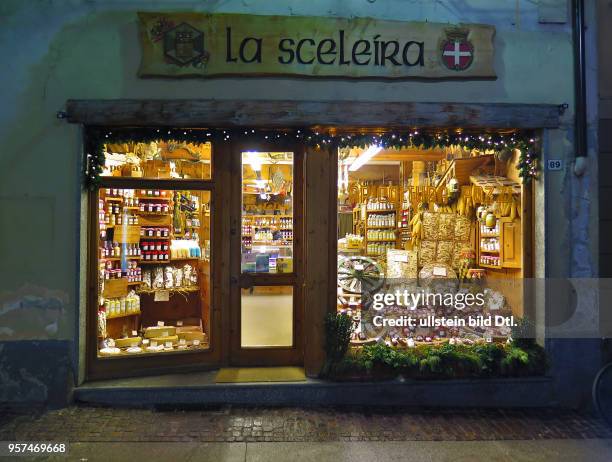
[84,127,539,189]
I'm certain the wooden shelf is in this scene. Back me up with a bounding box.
[366,209,396,213]
[101,256,142,261]
[140,260,171,265]
[479,263,502,269]
[367,239,396,242]
[366,226,395,229]
[138,211,171,216]
[137,286,199,294]
[480,249,500,253]
[137,196,172,201]
[105,197,124,202]
[105,311,141,320]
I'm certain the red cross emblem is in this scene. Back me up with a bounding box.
[441,38,474,71]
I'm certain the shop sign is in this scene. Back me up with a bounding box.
[138,13,496,79]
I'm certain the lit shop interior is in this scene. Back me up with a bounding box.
[239,151,295,349]
[94,142,297,357]
[336,141,528,347]
[96,141,213,357]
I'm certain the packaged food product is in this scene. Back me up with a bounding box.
[422,212,439,241]
[436,240,454,265]
[438,213,456,241]
[419,240,437,266]
[454,215,472,242]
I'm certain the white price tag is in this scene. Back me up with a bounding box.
[393,253,409,263]
[165,342,173,348]
[155,290,170,302]
[177,320,183,326]
[157,321,165,327]
[433,266,447,277]
[131,330,138,337]
[193,340,201,346]
[546,159,564,171]
[179,339,186,345]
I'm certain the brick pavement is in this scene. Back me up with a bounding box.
[0,406,610,443]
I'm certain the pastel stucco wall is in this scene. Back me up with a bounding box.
[0,0,597,405]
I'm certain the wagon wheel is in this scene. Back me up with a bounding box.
[337,256,384,294]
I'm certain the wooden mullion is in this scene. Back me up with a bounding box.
[97,177,214,191]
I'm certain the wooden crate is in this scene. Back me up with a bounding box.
[103,278,128,299]
[113,225,141,244]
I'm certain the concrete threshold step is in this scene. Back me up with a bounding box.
[74,370,556,408]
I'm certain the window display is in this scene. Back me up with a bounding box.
[96,187,211,357]
[100,140,212,179]
[337,143,528,347]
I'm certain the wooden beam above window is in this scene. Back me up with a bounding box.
[65,99,560,129]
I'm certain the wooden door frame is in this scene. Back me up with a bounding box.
[228,140,305,366]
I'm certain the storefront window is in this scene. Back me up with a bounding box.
[100,140,212,179]
[241,151,294,274]
[96,187,211,356]
[337,142,528,346]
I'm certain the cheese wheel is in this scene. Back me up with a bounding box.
[178,331,206,342]
[176,326,201,334]
[149,335,179,345]
[144,326,176,338]
[114,337,141,348]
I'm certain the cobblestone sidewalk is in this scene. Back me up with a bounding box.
[0,406,610,443]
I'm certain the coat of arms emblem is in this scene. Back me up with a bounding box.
[162,22,207,67]
[441,28,474,71]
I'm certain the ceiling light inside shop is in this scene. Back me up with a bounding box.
[349,145,383,171]
[246,151,262,171]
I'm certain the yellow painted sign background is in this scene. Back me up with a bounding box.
[138,13,496,79]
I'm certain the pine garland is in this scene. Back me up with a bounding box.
[84,126,539,189]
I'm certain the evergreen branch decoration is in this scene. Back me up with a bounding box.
[84,126,540,189]
[322,312,354,377]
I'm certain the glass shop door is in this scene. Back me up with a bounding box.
[228,142,303,365]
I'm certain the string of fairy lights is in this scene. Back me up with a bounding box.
[84,126,539,189]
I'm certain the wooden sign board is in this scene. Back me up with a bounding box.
[138,13,496,79]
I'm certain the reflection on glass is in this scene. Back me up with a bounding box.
[101,140,212,179]
[96,188,211,357]
[241,286,293,347]
[241,152,294,274]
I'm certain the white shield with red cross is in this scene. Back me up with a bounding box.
[441,38,474,71]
